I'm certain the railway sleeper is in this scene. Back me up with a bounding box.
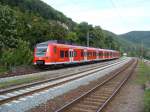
[90,94,110,99]
[75,103,98,110]
[92,93,111,97]
[72,107,95,112]
[98,89,114,93]
[82,100,102,106]
[85,98,106,102]
[102,84,119,87]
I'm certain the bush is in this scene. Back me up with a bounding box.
[0,40,33,69]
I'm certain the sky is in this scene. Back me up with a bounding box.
[41,0,150,34]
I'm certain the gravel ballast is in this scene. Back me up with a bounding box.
[103,64,144,112]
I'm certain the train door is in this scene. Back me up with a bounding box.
[103,51,105,59]
[69,49,74,63]
[84,49,87,61]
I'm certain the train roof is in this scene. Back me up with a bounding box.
[36,40,118,52]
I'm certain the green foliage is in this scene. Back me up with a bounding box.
[136,61,150,85]
[119,31,150,58]
[66,32,77,42]
[0,5,19,49]
[90,26,105,48]
[0,40,33,68]
[120,31,150,48]
[0,0,76,29]
[137,61,150,112]
[144,89,150,112]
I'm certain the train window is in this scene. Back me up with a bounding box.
[94,52,96,56]
[108,52,109,56]
[106,52,108,56]
[53,46,57,53]
[89,52,91,57]
[81,51,84,57]
[90,52,92,56]
[87,52,89,57]
[96,52,99,56]
[65,51,68,57]
[88,52,90,56]
[60,50,64,58]
[99,52,102,56]
[74,51,77,57]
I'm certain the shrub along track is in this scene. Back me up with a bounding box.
[0,59,127,106]
[55,59,137,112]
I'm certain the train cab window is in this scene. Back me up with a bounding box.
[60,50,64,58]
[65,51,68,57]
[36,46,47,57]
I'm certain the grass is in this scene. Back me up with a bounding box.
[144,89,150,112]
[137,60,150,112]
[0,76,45,89]
[136,61,150,85]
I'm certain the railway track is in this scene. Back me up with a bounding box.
[55,59,137,112]
[0,58,128,106]
[0,58,123,82]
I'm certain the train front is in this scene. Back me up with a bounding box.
[33,43,52,65]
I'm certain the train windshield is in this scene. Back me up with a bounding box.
[35,46,47,57]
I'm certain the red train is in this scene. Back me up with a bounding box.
[33,40,120,65]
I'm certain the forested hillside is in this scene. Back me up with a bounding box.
[0,0,121,72]
[119,31,150,48]
[0,0,76,29]
[103,30,150,59]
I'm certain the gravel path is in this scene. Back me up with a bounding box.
[103,64,144,112]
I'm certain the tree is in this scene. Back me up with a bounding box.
[0,5,19,49]
[90,26,105,48]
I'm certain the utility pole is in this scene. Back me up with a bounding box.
[87,31,89,47]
